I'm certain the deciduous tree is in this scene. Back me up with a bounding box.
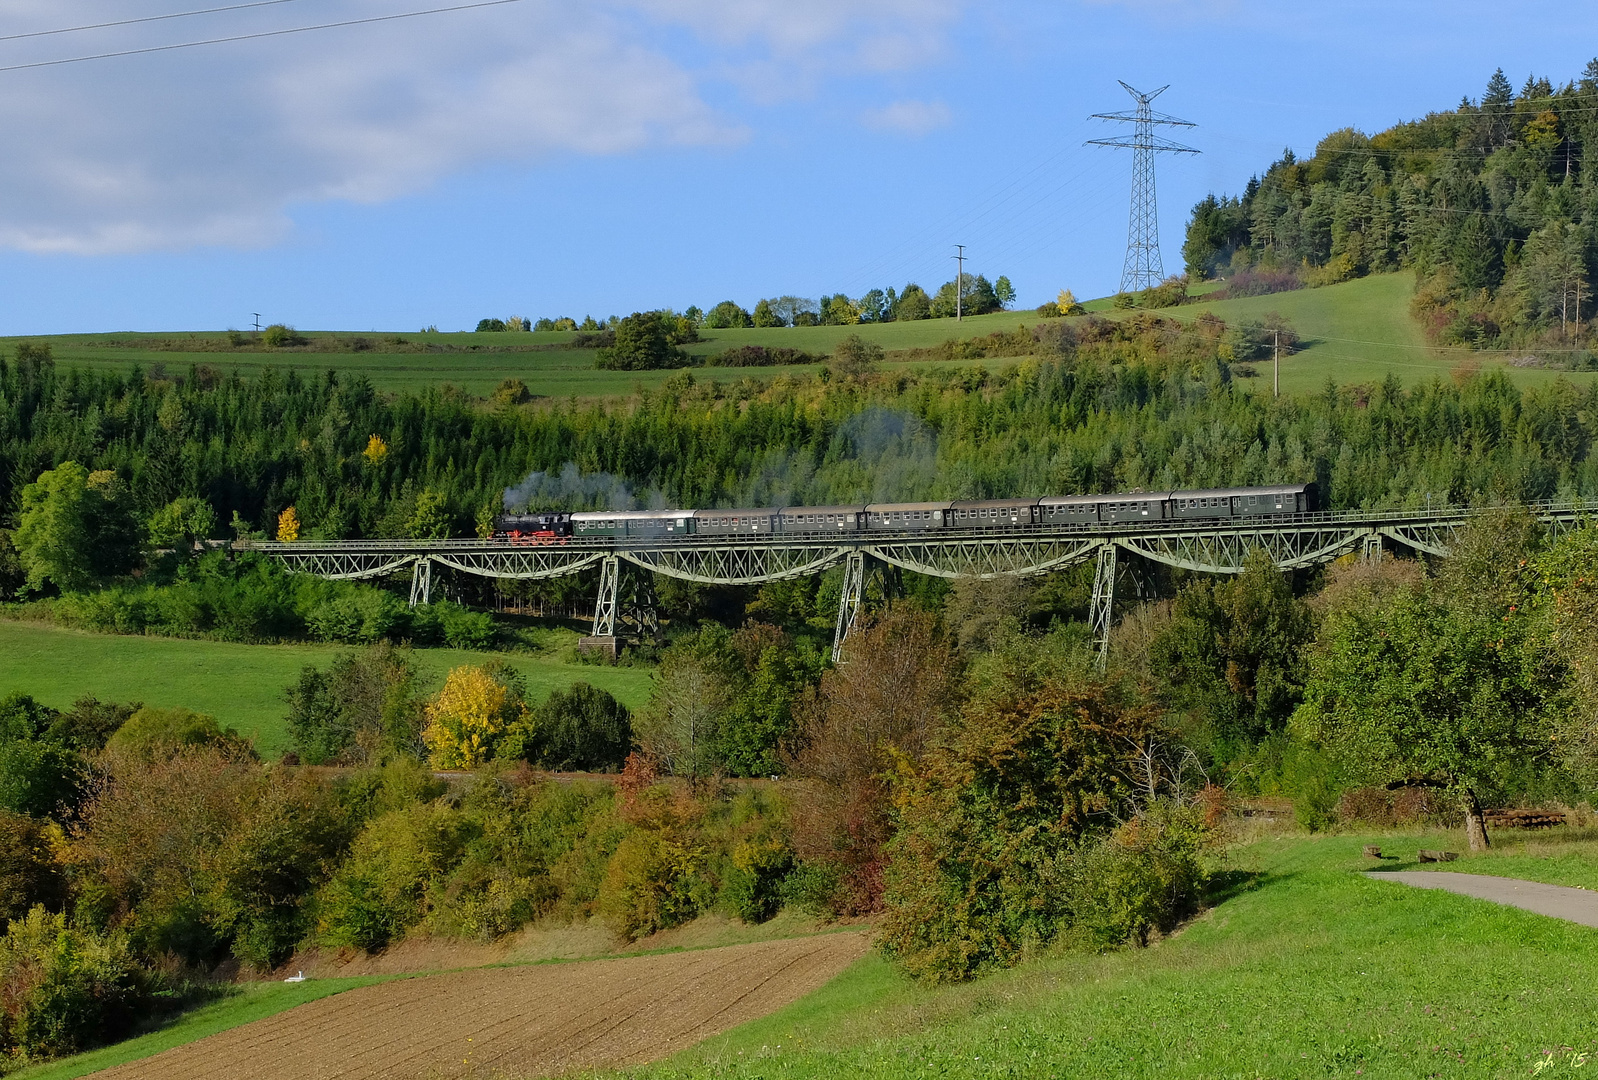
[14,462,137,592]
[423,664,527,768]
[784,607,958,913]
[1293,514,1557,851]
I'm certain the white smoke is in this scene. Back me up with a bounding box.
[502,462,666,512]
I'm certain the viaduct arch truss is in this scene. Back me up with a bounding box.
[252,501,1597,664]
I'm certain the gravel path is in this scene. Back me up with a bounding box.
[92,931,871,1080]
[1367,871,1598,928]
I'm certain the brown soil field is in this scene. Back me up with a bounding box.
[93,931,870,1080]
[282,910,861,979]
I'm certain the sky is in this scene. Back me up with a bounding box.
[1,0,1597,334]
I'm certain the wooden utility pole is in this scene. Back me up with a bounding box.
[1272,328,1280,398]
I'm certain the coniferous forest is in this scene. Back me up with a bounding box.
[1184,61,1598,349]
[2,316,1597,562]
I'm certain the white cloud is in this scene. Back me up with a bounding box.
[861,98,952,136]
[0,0,963,254]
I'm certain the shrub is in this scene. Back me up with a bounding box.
[709,345,819,367]
[262,324,308,348]
[303,588,410,644]
[42,697,137,751]
[0,743,86,822]
[476,318,507,332]
[315,803,472,951]
[0,907,162,1062]
[72,748,341,968]
[105,707,253,763]
[719,834,792,924]
[0,694,56,743]
[0,812,67,924]
[597,775,712,941]
[285,645,424,765]
[209,774,350,969]
[1335,785,1443,827]
[785,609,958,916]
[827,335,883,380]
[411,601,495,649]
[1222,266,1300,297]
[878,674,1191,981]
[778,861,840,914]
[524,683,631,772]
[597,828,707,941]
[1137,275,1189,308]
[1068,802,1213,950]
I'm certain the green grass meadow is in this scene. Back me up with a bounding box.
[0,621,655,758]
[11,274,1596,399]
[639,830,1598,1080]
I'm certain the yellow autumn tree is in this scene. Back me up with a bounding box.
[362,434,389,466]
[1056,289,1080,315]
[424,665,525,768]
[277,506,300,542]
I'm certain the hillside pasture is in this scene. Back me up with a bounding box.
[640,829,1598,1080]
[7,275,1594,399]
[0,620,654,758]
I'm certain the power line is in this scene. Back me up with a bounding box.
[0,0,530,74]
[0,0,313,44]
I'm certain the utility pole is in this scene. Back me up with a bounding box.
[1272,329,1280,398]
[953,245,966,321]
[1088,83,1200,294]
[252,313,262,333]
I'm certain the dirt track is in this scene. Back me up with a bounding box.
[96,932,870,1080]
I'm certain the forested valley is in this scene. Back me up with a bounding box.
[6,294,1598,1067]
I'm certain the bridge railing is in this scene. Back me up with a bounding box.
[238,497,1598,555]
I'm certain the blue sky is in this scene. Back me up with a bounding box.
[1,0,1596,334]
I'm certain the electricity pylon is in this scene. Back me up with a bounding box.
[1088,82,1199,294]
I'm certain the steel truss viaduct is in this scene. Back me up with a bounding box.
[252,502,1598,665]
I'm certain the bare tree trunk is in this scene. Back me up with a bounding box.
[1463,788,1491,852]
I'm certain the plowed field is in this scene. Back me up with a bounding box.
[93,932,870,1080]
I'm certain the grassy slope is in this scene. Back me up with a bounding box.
[636,831,1598,1080]
[1166,272,1598,395]
[17,830,1598,1080]
[12,274,1594,398]
[0,621,654,758]
[0,317,1037,398]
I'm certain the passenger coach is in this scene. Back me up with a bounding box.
[495,483,1316,540]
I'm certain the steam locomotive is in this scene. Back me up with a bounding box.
[492,483,1316,541]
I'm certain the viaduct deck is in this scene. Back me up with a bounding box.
[248,501,1596,662]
